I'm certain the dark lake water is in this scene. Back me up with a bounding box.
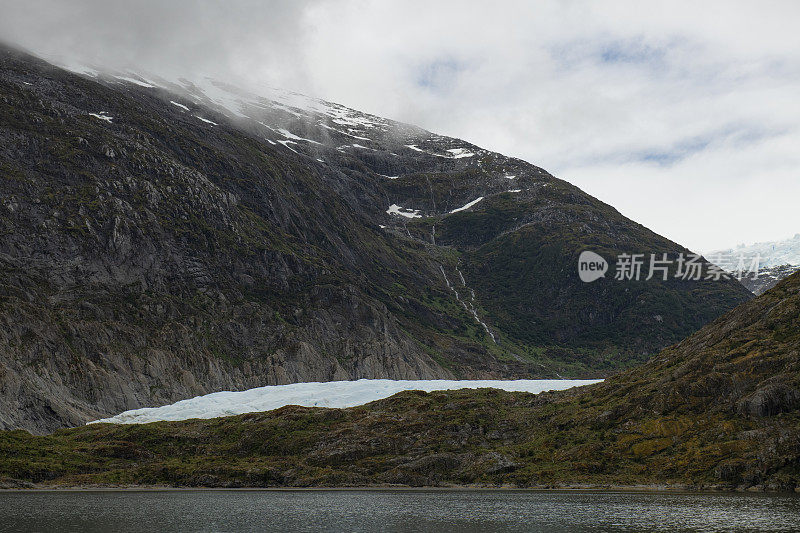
[0,489,798,532]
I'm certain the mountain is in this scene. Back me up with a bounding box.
[0,45,750,433]
[708,234,800,295]
[740,264,800,296]
[2,271,798,490]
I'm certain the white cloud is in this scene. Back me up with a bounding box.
[1,0,798,251]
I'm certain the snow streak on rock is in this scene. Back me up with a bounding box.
[450,197,484,214]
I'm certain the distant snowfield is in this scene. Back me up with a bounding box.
[90,379,602,425]
[707,233,800,268]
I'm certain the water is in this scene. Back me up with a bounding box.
[0,489,798,532]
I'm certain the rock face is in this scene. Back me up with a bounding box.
[738,264,800,295]
[0,46,750,433]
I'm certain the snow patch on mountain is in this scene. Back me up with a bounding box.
[88,112,113,123]
[277,128,321,144]
[114,75,155,88]
[387,204,421,218]
[319,123,371,140]
[276,140,300,153]
[450,197,484,214]
[447,148,475,158]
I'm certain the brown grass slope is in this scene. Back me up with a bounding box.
[1,272,798,490]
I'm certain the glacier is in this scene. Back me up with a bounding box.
[707,233,800,268]
[90,379,602,425]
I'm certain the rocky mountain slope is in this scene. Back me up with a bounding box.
[739,264,800,295]
[2,271,798,490]
[0,45,750,433]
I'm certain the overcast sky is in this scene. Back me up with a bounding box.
[1,0,798,252]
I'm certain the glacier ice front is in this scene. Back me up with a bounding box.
[90,379,602,425]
